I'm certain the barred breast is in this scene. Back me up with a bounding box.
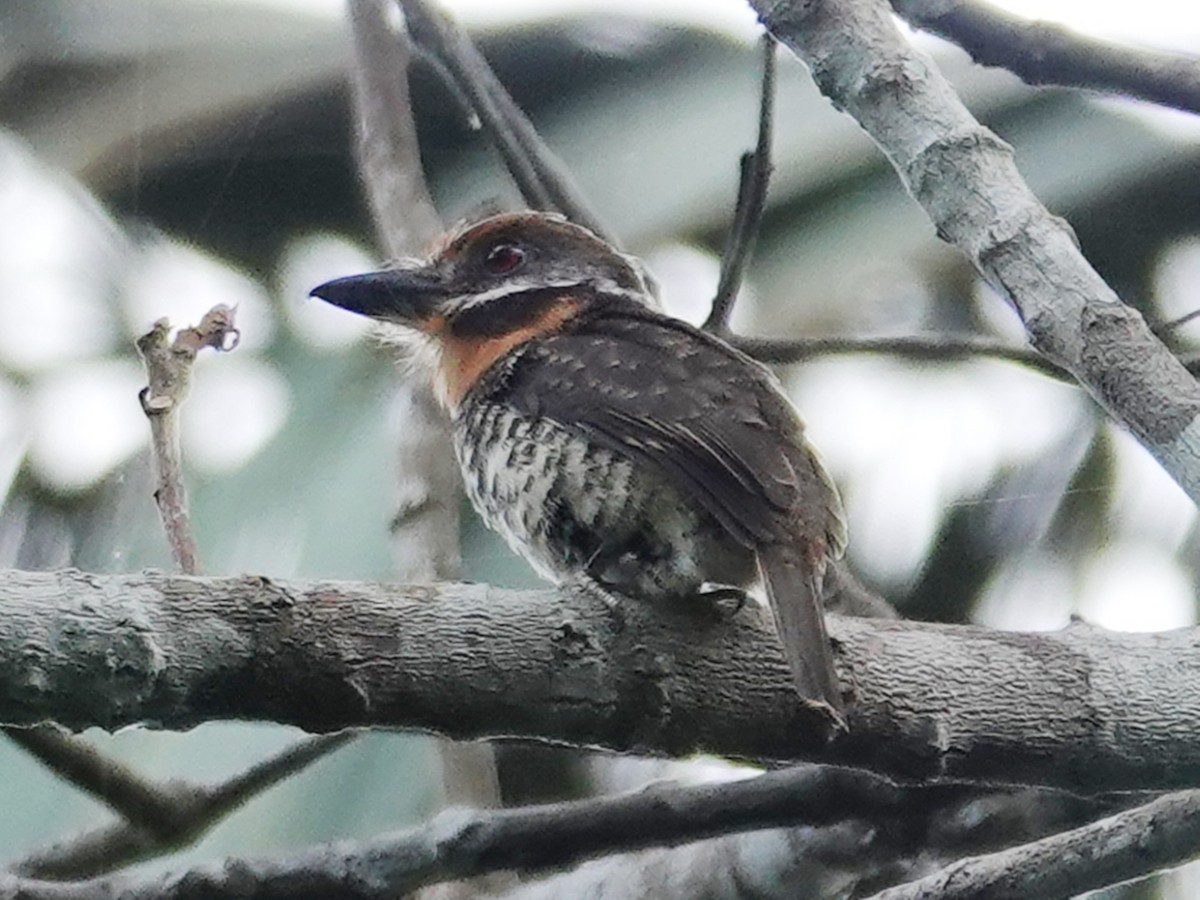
[453,397,755,600]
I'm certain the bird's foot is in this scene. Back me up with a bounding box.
[696,583,752,621]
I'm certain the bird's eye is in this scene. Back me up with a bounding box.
[483,243,525,275]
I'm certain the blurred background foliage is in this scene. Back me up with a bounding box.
[0,0,1198,892]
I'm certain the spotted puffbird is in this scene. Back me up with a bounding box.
[311,211,848,721]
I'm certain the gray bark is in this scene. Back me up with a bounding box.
[751,0,1200,501]
[2,567,1198,794]
[869,789,1200,900]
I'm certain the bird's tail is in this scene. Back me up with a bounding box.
[757,543,845,724]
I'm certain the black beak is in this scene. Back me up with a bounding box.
[309,268,446,322]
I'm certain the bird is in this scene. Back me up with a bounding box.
[310,211,848,722]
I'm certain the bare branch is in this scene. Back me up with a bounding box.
[868,789,1200,900]
[4,726,184,837]
[706,35,777,334]
[396,0,610,240]
[192,731,361,820]
[730,332,1070,380]
[500,820,899,900]
[1,569,1198,795]
[751,0,1200,504]
[348,0,442,257]
[499,781,1134,898]
[134,305,240,575]
[0,766,1131,899]
[1160,308,1200,335]
[401,0,554,212]
[348,0,464,583]
[892,0,1200,116]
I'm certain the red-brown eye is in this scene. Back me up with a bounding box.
[483,244,525,275]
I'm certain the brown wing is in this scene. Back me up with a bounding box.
[495,305,844,558]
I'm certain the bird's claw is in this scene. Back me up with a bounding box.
[696,584,751,620]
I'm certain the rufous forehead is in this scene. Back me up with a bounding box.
[438,213,542,259]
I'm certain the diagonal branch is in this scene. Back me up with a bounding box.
[395,0,610,240]
[891,0,1200,116]
[348,0,443,258]
[4,726,187,839]
[10,731,358,880]
[867,788,1200,900]
[750,0,1200,504]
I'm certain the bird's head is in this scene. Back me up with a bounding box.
[310,211,653,410]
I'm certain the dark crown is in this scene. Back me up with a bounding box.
[310,211,656,330]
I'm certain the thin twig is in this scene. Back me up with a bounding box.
[740,331,1200,386]
[706,35,777,334]
[867,788,1200,900]
[891,0,1200,116]
[398,0,553,212]
[482,76,608,238]
[134,305,240,575]
[10,731,359,880]
[1158,307,1200,335]
[729,332,1071,380]
[5,309,240,861]
[396,0,611,241]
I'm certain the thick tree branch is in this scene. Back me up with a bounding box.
[751,0,1200,504]
[0,568,1198,794]
[868,789,1200,900]
[891,0,1200,116]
